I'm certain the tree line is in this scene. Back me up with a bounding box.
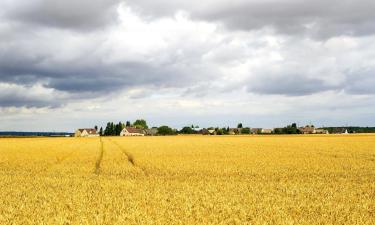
[93,119,375,136]
[95,119,179,136]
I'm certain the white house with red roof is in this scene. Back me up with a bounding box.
[75,128,99,137]
[120,127,145,136]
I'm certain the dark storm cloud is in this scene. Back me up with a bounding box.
[0,95,59,108]
[0,61,199,94]
[0,0,375,110]
[0,39,212,92]
[126,0,375,38]
[2,0,121,30]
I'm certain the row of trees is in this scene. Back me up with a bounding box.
[273,123,302,134]
[178,126,252,135]
[178,122,304,135]
[94,121,338,136]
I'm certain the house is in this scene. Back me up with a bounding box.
[144,128,158,136]
[261,128,273,134]
[315,129,329,134]
[251,128,262,134]
[75,128,99,137]
[299,126,316,134]
[200,128,210,135]
[120,127,145,136]
[229,128,240,135]
[208,129,216,135]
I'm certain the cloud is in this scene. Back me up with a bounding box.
[0,0,375,130]
[0,7,220,107]
[1,0,121,31]
[344,69,375,95]
[125,0,375,39]
[247,74,338,96]
[0,83,65,107]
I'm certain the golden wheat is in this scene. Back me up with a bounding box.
[0,135,374,224]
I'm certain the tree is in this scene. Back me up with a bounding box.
[241,127,250,134]
[94,125,98,131]
[99,127,103,136]
[110,122,115,135]
[115,122,124,135]
[283,124,299,134]
[237,123,243,128]
[104,122,110,136]
[180,126,194,134]
[133,119,148,129]
[273,128,283,134]
[157,126,175,135]
[126,121,131,127]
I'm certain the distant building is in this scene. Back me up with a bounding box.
[261,129,273,134]
[251,128,262,134]
[75,128,99,137]
[120,127,145,136]
[299,126,316,134]
[144,128,158,136]
[200,129,210,135]
[208,129,216,135]
[315,129,329,134]
[229,128,240,135]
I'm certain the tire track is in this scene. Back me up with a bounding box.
[94,137,104,175]
[108,138,147,175]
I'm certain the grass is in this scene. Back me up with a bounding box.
[0,135,374,224]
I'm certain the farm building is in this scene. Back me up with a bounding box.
[299,126,316,134]
[200,129,210,135]
[315,129,329,134]
[250,128,262,134]
[229,128,241,135]
[75,128,99,137]
[261,129,273,134]
[144,128,158,136]
[120,127,145,136]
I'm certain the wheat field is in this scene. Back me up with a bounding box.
[0,135,374,224]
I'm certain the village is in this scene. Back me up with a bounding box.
[74,123,349,137]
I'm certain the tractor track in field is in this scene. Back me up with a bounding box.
[108,138,148,175]
[94,137,104,175]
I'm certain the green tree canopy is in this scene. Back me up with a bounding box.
[157,126,175,135]
[180,126,194,134]
[241,127,250,134]
[133,119,148,129]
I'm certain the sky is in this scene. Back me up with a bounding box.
[1,0,375,131]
